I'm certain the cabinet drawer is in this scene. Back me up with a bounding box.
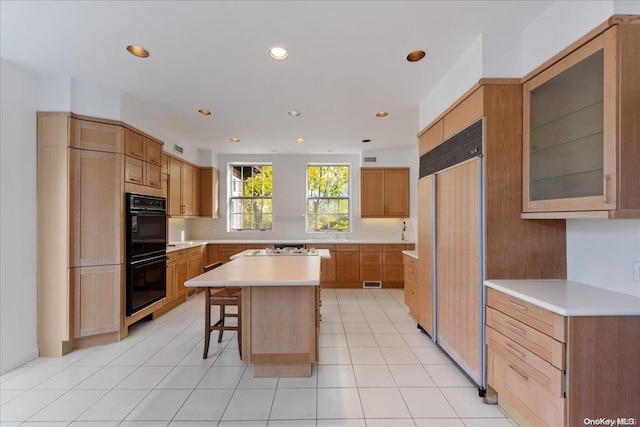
[383,251,404,265]
[384,244,406,251]
[360,244,382,251]
[487,327,564,396]
[167,249,187,262]
[383,265,404,281]
[403,255,417,270]
[186,246,204,256]
[487,307,565,369]
[360,251,382,265]
[488,347,566,427]
[487,288,566,342]
[336,244,359,252]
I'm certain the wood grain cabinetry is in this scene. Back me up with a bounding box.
[219,244,244,263]
[486,288,640,426]
[186,246,204,285]
[123,128,163,189]
[168,157,200,216]
[416,82,566,388]
[336,245,360,285]
[171,251,189,302]
[403,255,418,320]
[311,244,336,283]
[359,244,382,282]
[382,244,406,287]
[360,168,410,218]
[200,167,220,218]
[522,18,640,219]
[38,113,125,355]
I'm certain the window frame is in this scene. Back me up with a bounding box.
[305,163,351,233]
[227,162,273,232]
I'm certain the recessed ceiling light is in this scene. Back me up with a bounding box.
[126,44,150,58]
[269,47,288,60]
[198,109,211,116]
[288,110,300,117]
[375,112,389,118]
[296,138,305,144]
[406,50,426,62]
[362,139,371,143]
[230,138,240,143]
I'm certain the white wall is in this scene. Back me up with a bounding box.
[0,59,39,373]
[184,151,415,243]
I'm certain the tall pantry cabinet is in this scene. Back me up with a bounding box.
[417,82,566,389]
[38,113,125,356]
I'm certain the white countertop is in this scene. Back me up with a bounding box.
[485,280,640,316]
[402,250,418,259]
[167,239,414,253]
[185,255,321,287]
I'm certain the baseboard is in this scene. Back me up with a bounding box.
[0,348,39,375]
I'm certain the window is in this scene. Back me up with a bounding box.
[228,164,273,231]
[306,164,350,231]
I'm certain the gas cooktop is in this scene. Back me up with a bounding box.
[247,247,318,256]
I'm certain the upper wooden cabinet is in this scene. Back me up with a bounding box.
[523,20,640,219]
[168,157,200,217]
[124,129,163,189]
[200,167,220,218]
[360,168,410,218]
[70,119,123,153]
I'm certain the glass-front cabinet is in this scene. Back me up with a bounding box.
[522,21,640,218]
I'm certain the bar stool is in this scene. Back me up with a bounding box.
[203,262,242,359]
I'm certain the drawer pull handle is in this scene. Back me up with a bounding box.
[505,342,526,359]
[507,300,528,311]
[505,321,527,335]
[508,364,529,381]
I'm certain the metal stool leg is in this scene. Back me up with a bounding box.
[203,287,212,359]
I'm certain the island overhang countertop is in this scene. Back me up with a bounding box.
[185,255,322,287]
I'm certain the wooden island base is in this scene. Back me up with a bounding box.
[241,285,318,377]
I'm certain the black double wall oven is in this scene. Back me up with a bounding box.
[126,193,167,316]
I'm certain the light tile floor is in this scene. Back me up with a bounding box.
[0,288,515,426]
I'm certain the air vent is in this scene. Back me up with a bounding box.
[363,281,382,289]
[173,143,184,154]
[363,157,377,163]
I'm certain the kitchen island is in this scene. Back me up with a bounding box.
[185,253,327,377]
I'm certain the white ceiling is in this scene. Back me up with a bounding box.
[1,1,553,155]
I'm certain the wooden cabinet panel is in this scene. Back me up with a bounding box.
[71,264,122,338]
[361,168,410,218]
[206,244,220,265]
[418,176,434,335]
[336,251,359,283]
[124,128,145,159]
[419,119,444,155]
[145,162,162,189]
[165,259,175,303]
[124,156,144,185]
[360,169,385,216]
[360,265,381,281]
[187,246,204,280]
[436,158,482,385]
[70,148,124,267]
[360,251,381,265]
[403,255,418,320]
[173,254,189,301]
[182,163,200,216]
[146,138,162,165]
[219,244,244,262]
[168,157,182,216]
[312,244,336,283]
[70,119,123,153]
[336,244,359,252]
[200,167,219,218]
[384,169,410,217]
[443,86,483,140]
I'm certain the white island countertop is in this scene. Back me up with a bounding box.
[185,255,321,287]
[485,280,640,316]
[230,248,331,260]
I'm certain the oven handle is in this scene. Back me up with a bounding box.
[130,254,168,267]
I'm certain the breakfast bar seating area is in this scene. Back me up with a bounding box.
[186,250,329,377]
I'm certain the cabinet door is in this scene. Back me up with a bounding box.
[436,158,482,385]
[360,169,385,217]
[187,248,203,279]
[384,169,410,217]
[418,176,434,335]
[336,251,359,283]
[182,163,200,216]
[173,256,188,300]
[168,158,183,216]
[146,162,162,189]
[523,32,616,213]
[71,264,122,338]
[320,254,336,282]
[70,119,123,153]
[124,129,145,159]
[166,261,175,302]
[124,156,144,186]
[200,167,219,218]
[206,244,220,265]
[146,138,163,165]
[70,148,124,267]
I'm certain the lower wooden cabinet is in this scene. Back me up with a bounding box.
[403,254,418,320]
[71,264,122,339]
[187,246,204,282]
[336,249,359,284]
[486,288,640,427]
